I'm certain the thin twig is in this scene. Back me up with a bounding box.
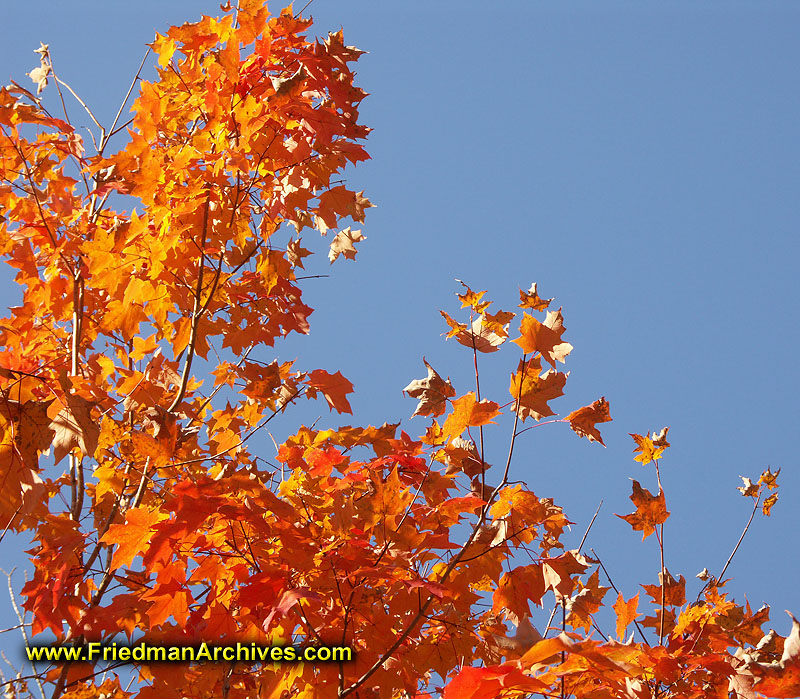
[697,492,761,602]
[168,195,211,414]
[53,77,103,135]
[100,48,151,155]
[654,459,666,646]
[578,500,602,553]
[2,570,46,699]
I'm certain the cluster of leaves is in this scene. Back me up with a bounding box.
[0,2,796,698]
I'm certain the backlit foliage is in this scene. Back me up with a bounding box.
[0,2,795,698]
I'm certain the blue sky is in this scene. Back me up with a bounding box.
[1,0,798,664]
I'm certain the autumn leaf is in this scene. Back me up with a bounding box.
[328,226,365,263]
[616,480,670,540]
[749,611,800,698]
[456,281,491,313]
[442,392,501,440]
[27,44,51,94]
[565,397,611,446]
[630,428,669,464]
[518,282,553,311]
[305,369,354,414]
[758,466,780,490]
[567,570,610,633]
[102,507,169,568]
[642,569,686,607]
[441,312,507,353]
[512,309,573,367]
[737,476,760,497]
[0,398,55,469]
[50,387,100,465]
[442,665,547,699]
[403,358,456,418]
[762,492,779,516]
[492,565,546,623]
[613,591,640,640]
[509,357,566,421]
[542,550,591,598]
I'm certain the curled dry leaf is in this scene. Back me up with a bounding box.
[328,226,365,263]
[403,358,456,418]
[565,397,612,446]
[518,282,553,311]
[441,312,508,353]
[737,476,759,497]
[762,492,779,516]
[616,480,670,540]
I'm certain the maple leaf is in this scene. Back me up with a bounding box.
[630,429,668,464]
[102,507,169,568]
[613,591,640,640]
[456,281,491,313]
[492,565,546,623]
[567,569,610,633]
[512,309,573,367]
[287,238,312,268]
[442,436,485,478]
[642,569,686,606]
[328,227,365,263]
[749,611,800,698]
[0,398,55,469]
[305,369,354,414]
[758,466,780,490]
[442,393,501,440]
[487,616,543,659]
[442,665,547,699]
[542,550,591,598]
[27,44,51,94]
[50,387,100,465]
[518,282,553,311]
[509,357,566,421]
[737,476,759,497]
[616,480,670,540]
[441,312,507,353]
[762,492,779,516]
[481,309,515,337]
[565,397,611,446]
[403,358,456,418]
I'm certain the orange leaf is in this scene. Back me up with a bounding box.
[565,397,612,446]
[442,665,547,699]
[492,565,546,623]
[102,507,169,568]
[763,492,779,516]
[442,313,507,353]
[613,591,640,640]
[456,281,490,313]
[512,309,572,367]
[630,428,669,464]
[509,357,566,421]
[616,480,670,540]
[518,282,553,311]
[442,393,500,440]
[305,369,354,414]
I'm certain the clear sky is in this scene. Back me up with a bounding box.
[1,0,798,664]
